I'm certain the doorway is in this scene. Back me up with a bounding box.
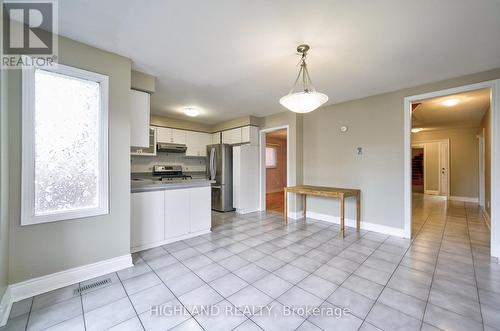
[264,129,287,213]
[404,80,500,258]
[411,147,424,193]
[259,126,290,213]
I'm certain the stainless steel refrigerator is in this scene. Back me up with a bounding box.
[207,144,233,212]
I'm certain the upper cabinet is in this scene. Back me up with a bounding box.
[130,89,150,148]
[222,128,242,145]
[156,127,187,144]
[212,132,221,144]
[221,126,259,146]
[131,127,156,156]
[186,131,211,157]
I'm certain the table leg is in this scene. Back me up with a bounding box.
[284,189,288,224]
[340,195,345,238]
[356,192,361,232]
[303,194,307,219]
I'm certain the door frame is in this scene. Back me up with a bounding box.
[412,139,450,196]
[478,128,486,209]
[259,125,290,212]
[403,79,500,258]
[411,144,426,193]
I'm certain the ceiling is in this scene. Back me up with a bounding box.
[412,88,490,129]
[57,0,500,124]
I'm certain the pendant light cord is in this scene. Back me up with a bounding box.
[288,51,316,94]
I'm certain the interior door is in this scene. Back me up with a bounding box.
[439,142,449,196]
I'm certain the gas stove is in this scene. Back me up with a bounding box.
[152,165,192,181]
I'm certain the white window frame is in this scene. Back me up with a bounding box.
[21,63,109,225]
[265,146,277,168]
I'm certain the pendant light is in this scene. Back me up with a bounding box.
[279,44,328,113]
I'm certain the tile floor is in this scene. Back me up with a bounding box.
[2,194,499,331]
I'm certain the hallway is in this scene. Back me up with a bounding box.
[410,193,498,330]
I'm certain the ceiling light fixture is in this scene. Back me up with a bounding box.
[442,98,459,107]
[279,44,328,113]
[183,107,200,117]
[411,128,423,133]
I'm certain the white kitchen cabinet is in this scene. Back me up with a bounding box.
[156,127,171,143]
[186,131,211,157]
[212,132,221,144]
[241,126,259,146]
[172,129,187,144]
[131,191,165,248]
[221,126,259,146]
[156,127,187,144]
[131,127,157,156]
[130,89,150,148]
[164,189,190,238]
[131,186,212,252]
[189,186,211,232]
[222,127,242,145]
[233,144,259,214]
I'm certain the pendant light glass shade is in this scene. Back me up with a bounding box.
[279,91,328,113]
[280,44,328,113]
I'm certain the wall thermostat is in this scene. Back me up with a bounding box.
[340,125,348,133]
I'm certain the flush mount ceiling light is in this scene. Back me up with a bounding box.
[183,107,201,117]
[279,44,328,113]
[442,98,459,107]
[411,128,423,133]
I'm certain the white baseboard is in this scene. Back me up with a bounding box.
[0,254,132,327]
[449,196,479,203]
[131,229,211,253]
[306,211,405,237]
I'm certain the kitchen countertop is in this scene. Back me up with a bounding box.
[131,178,215,193]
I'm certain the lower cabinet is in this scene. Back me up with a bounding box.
[131,191,165,248]
[131,186,211,252]
[164,189,190,238]
[189,186,211,232]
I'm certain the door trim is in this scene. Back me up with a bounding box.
[259,126,290,212]
[412,139,450,197]
[403,79,500,259]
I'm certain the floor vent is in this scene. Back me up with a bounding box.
[74,278,112,295]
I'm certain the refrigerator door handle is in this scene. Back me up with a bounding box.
[209,147,216,180]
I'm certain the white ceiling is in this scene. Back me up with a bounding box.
[58,0,500,124]
[412,88,490,129]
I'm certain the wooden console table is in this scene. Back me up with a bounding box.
[284,185,361,238]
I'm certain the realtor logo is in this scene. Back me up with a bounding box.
[2,0,58,68]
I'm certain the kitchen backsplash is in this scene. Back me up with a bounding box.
[131,153,206,173]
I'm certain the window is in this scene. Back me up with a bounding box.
[266,146,277,168]
[21,63,109,225]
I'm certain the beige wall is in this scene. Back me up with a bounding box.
[413,127,479,198]
[150,115,212,132]
[481,109,492,216]
[303,68,500,230]
[266,134,287,193]
[211,115,262,132]
[7,36,132,283]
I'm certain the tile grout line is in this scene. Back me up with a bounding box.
[114,272,147,331]
[419,202,452,331]
[141,248,207,331]
[358,208,435,331]
[464,202,486,331]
